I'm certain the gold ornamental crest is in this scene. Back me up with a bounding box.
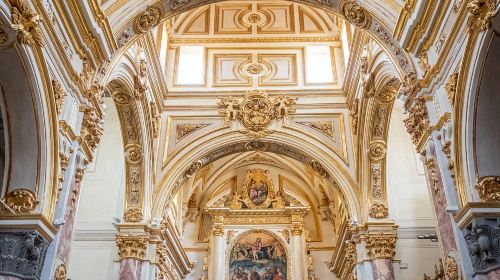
[218,90,297,138]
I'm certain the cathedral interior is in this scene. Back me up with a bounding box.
[0,0,499,279]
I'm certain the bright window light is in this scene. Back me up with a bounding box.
[177,46,204,85]
[305,46,334,84]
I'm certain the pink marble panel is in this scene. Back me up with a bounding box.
[119,259,143,280]
[487,268,500,280]
[371,259,395,280]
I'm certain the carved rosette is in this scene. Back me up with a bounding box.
[369,140,386,162]
[9,0,43,46]
[3,188,38,213]
[116,234,149,260]
[369,202,389,219]
[475,176,500,202]
[135,5,162,33]
[123,207,143,223]
[54,264,67,280]
[125,144,143,164]
[341,1,371,29]
[52,80,67,115]
[246,63,264,75]
[365,233,397,259]
[466,0,498,32]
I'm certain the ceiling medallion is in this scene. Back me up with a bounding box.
[246,63,264,75]
[248,13,262,24]
[218,90,297,138]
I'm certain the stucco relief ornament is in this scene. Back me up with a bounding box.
[369,140,386,162]
[3,188,38,213]
[475,176,500,202]
[125,144,143,164]
[135,5,162,33]
[341,1,371,29]
[445,256,459,280]
[376,77,401,103]
[9,0,43,46]
[52,80,67,115]
[123,207,143,222]
[218,90,297,138]
[81,107,103,152]
[116,234,149,260]
[400,71,420,99]
[404,97,429,145]
[54,264,66,280]
[368,202,389,218]
[466,0,498,32]
[246,63,264,75]
[365,233,397,259]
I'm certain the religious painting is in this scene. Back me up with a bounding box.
[241,169,275,209]
[229,231,287,280]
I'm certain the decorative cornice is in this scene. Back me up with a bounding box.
[365,233,397,260]
[116,234,149,260]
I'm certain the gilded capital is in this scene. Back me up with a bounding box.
[291,224,303,236]
[365,233,397,259]
[116,234,149,260]
[212,224,224,237]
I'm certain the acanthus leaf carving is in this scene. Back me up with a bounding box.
[369,202,389,219]
[135,5,162,33]
[9,0,43,46]
[444,256,459,280]
[365,233,397,259]
[116,234,149,260]
[341,1,371,29]
[3,188,38,213]
[123,207,143,223]
[80,107,103,153]
[475,176,500,202]
[404,97,429,146]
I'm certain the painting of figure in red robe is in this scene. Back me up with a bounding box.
[229,231,287,280]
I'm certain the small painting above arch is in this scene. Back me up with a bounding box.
[229,230,287,280]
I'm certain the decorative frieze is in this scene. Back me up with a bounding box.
[0,231,49,279]
[9,0,43,46]
[475,176,500,202]
[365,233,397,260]
[116,234,149,260]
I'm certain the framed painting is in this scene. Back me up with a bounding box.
[228,230,287,280]
[241,169,275,209]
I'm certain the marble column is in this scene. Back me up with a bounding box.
[365,232,397,280]
[290,225,305,280]
[116,234,149,280]
[210,224,224,280]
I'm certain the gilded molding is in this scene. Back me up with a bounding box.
[54,264,66,280]
[365,233,397,260]
[341,1,371,29]
[475,176,500,202]
[3,188,38,214]
[466,0,498,32]
[51,80,67,115]
[123,207,143,223]
[9,0,43,46]
[116,234,149,260]
[135,5,163,33]
[369,202,389,219]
